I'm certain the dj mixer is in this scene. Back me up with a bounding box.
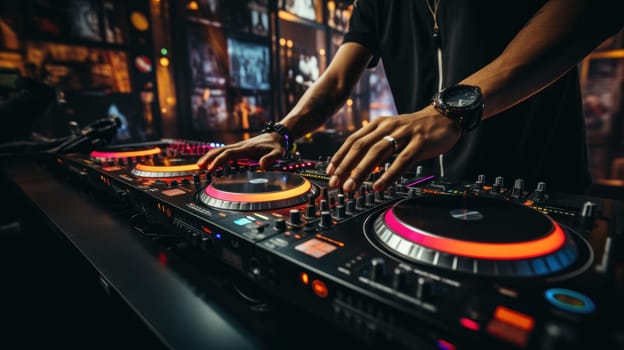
[54,139,624,350]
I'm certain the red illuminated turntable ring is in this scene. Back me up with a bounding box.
[131,158,200,177]
[367,195,581,277]
[198,171,318,211]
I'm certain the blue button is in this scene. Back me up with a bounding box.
[545,288,595,314]
[233,218,252,226]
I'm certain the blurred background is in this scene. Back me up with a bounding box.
[0,0,622,185]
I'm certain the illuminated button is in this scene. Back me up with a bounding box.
[233,218,252,226]
[545,288,595,314]
[294,238,337,258]
[311,279,328,298]
[459,317,481,332]
[493,306,535,331]
[486,305,534,347]
[299,272,310,285]
[437,339,456,350]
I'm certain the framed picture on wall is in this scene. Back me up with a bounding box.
[227,37,270,91]
[280,0,323,23]
[580,49,624,144]
[186,23,228,87]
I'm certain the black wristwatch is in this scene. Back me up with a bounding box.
[432,84,484,133]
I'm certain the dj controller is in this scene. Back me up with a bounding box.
[53,139,624,350]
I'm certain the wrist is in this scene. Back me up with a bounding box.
[261,120,295,154]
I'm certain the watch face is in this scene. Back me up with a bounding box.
[445,86,480,108]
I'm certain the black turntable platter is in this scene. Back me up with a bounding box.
[198,171,318,211]
[366,195,589,277]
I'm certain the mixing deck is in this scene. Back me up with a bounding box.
[54,139,623,349]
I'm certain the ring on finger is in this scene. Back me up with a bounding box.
[383,135,399,153]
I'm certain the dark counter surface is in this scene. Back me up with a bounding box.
[0,158,366,350]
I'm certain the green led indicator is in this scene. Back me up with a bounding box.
[160,48,168,55]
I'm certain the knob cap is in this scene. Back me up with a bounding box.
[581,201,596,217]
[416,165,424,177]
[492,176,504,193]
[511,178,524,197]
[473,174,485,190]
[319,199,329,212]
[416,277,434,300]
[305,197,316,219]
[392,267,409,290]
[289,209,302,226]
[337,193,345,206]
[532,181,547,201]
[274,218,287,231]
[369,257,386,281]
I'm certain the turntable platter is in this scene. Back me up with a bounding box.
[198,171,318,211]
[367,195,586,277]
[90,146,162,161]
[131,158,200,177]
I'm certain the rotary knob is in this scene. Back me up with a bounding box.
[473,174,485,191]
[305,197,317,219]
[319,199,329,212]
[511,178,524,198]
[346,199,356,214]
[532,181,548,201]
[335,204,346,219]
[289,209,302,226]
[337,193,345,206]
[274,218,287,231]
[392,267,409,290]
[355,196,366,211]
[192,173,201,184]
[581,201,596,218]
[492,176,504,194]
[416,277,434,300]
[319,211,332,228]
[416,165,424,177]
[369,257,387,281]
[387,185,396,197]
[366,192,375,207]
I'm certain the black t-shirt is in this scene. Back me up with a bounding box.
[344,0,593,193]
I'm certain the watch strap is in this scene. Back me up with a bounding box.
[261,121,294,154]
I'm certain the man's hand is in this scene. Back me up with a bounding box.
[196,132,286,171]
[326,106,461,193]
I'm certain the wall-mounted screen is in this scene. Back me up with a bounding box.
[187,23,228,87]
[280,0,323,23]
[191,87,228,130]
[227,37,270,91]
[25,0,107,42]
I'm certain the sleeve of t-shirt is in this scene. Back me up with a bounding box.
[342,0,380,67]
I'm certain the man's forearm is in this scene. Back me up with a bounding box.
[279,42,373,141]
[461,0,623,119]
[279,75,351,141]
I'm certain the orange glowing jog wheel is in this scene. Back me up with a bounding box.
[367,195,583,277]
[198,171,318,211]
